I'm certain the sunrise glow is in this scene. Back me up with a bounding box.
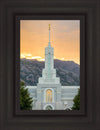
[20,20,80,64]
[20,53,74,62]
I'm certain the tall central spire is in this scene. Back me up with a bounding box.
[48,24,51,46]
[38,24,60,84]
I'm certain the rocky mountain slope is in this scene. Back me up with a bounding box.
[20,59,80,86]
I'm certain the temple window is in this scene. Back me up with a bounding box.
[46,89,52,102]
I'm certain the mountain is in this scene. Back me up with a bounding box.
[20,58,80,86]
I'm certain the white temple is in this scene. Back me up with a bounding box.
[38,24,60,85]
[26,24,80,110]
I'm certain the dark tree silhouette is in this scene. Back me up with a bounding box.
[72,88,80,110]
[20,81,33,110]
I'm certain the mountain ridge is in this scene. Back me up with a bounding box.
[20,58,80,86]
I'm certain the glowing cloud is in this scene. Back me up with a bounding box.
[32,56,41,59]
[21,54,25,58]
[61,58,65,60]
[40,59,45,61]
[20,20,80,64]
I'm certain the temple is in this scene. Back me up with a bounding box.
[26,24,79,110]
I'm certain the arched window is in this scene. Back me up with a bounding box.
[45,105,53,110]
[46,89,52,102]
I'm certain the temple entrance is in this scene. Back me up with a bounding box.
[46,89,52,102]
[45,105,53,110]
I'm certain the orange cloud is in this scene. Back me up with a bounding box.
[20,20,80,64]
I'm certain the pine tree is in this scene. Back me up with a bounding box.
[72,88,80,110]
[20,81,33,110]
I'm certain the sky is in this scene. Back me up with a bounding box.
[20,20,80,64]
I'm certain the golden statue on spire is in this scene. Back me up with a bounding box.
[49,24,50,30]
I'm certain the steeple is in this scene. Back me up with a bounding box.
[38,24,60,84]
[48,24,51,47]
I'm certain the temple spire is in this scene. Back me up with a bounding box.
[48,24,51,46]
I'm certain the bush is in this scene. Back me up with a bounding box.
[72,88,80,110]
[20,81,33,110]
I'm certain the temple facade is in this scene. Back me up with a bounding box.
[26,24,79,110]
